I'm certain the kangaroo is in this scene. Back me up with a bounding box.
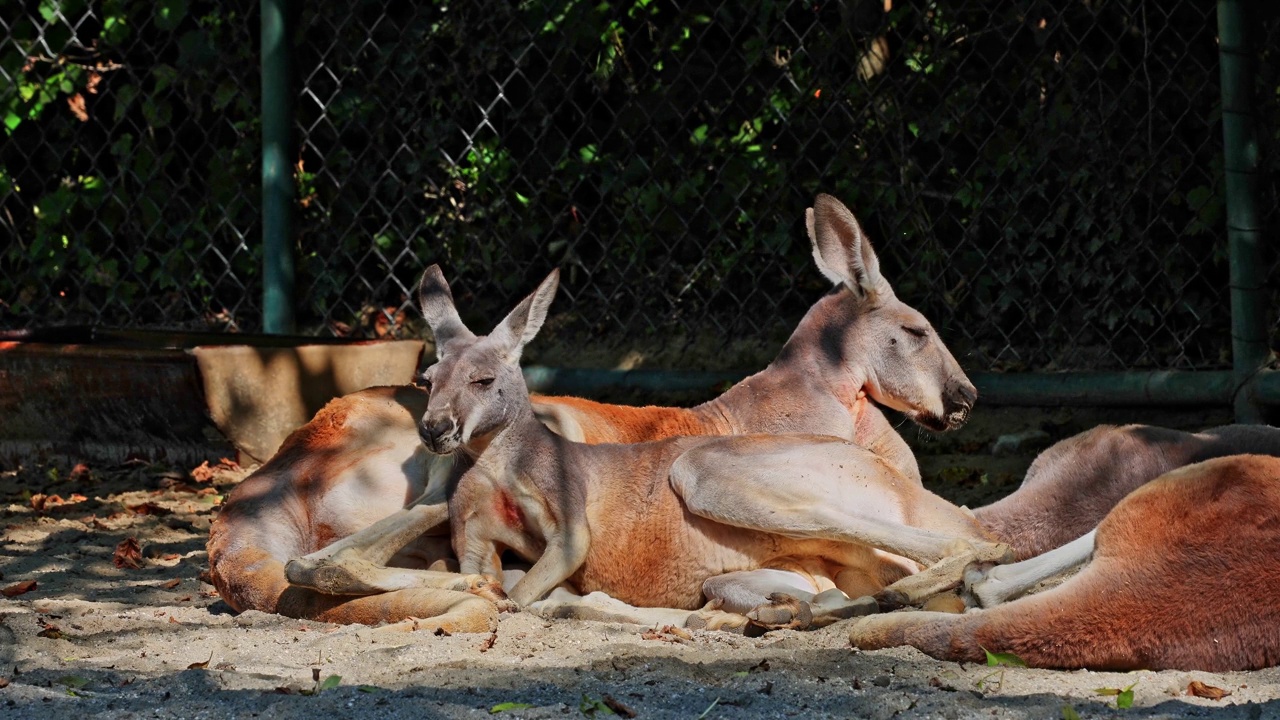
[956,422,1280,609]
[850,454,1280,671]
[414,264,1010,629]
[208,194,983,628]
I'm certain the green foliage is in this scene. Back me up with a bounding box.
[1,0,1275,370]
[0,0,259,327]
[491,701,534,713]
[983,647,1027,668]
[1096,681,1138,709]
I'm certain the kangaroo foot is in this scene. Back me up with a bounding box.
[285,551,386,595]
[922,591,966,614]
[943,540,1014,565]
[875,541,1016,611]
[808,589,879,627]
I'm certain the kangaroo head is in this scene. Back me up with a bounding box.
[806,193,976,432]
[415,265,559,455]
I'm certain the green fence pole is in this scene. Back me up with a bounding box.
[1218,0,1268,422]
[261,0,296,334]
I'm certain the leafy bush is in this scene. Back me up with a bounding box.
[2,0,1276,370]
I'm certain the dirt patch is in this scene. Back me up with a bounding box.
[1,405,1270,718]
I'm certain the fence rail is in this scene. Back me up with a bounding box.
[1,0,1277,415]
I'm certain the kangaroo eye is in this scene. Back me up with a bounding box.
[902,326,928,338]
[472,378,495,387]
[417,375,433,391]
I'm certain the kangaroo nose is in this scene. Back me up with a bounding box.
[420,418,454,448]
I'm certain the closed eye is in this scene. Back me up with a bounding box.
[472,377,495,386]
[903,326,928,338]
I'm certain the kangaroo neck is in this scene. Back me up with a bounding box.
[466,407,557,480]
[852,401,919,482]
[696,289,870,433]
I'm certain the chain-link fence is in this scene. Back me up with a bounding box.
[2,0,1278,373]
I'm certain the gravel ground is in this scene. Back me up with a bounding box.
[3,405,1269,719]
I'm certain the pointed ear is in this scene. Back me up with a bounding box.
[807,193,890,301]
[490,269,559,363]
[416,265,474,357]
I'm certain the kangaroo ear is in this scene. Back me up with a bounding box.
[491,269,559,363]
[416,265,475,358]
[807,194,890,302]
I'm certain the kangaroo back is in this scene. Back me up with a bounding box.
[207,386,437,616]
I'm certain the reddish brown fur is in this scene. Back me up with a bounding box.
[208,385,717,621]
[974,424,1280,560]
[853,455,1280,671]
[531,394,723,443]
[208,386,430,617]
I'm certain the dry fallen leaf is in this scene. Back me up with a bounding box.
[663,624,692,640]
[128,502,172,516]
[113,537,143,569]
[70,463,92,481]
[479,631,497,652]
[191,458,240,483]
[188,651,214,669]
[30,493,57,512]
[602,694,638,718]
[0,677,9,688]
[641,625,691,642]
[1188,681,1231,700]
[67,93,89,122]
[37,625,64,639]
[1,580,37,597]
[161,579,181,589]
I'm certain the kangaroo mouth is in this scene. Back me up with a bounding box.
[911,406,969,432]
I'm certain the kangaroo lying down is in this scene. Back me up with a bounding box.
[207,194,980,630]
[414,264,1011,630]
[852,454,1280,671]
[528,421,1280,627]
[292,256,1280,638]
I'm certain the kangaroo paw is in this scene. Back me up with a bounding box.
[464,575,517,612]
[745,592,814,631]
[685,607,756,635]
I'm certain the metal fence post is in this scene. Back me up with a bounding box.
[1218,0,1268,422]
[261,0,296,334]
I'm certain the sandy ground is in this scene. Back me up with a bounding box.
[3,406,1276,719]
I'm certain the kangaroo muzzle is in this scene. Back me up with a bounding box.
[419,416,459,454]
[942,381,978,429]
